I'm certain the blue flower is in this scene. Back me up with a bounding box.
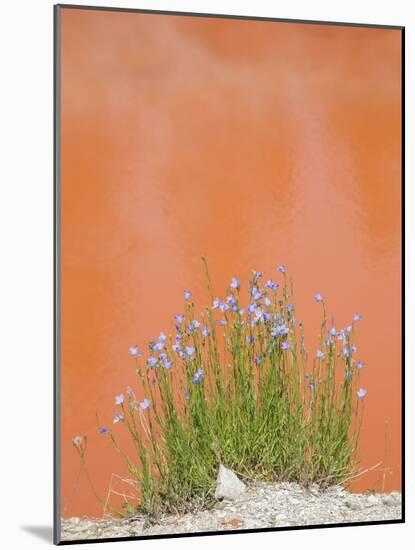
[351,345,357,353]
[356,361,365,369]
[192,320,201,330]
[265,279,278,291]
[185,345,195,357]
[219,302,230,313]
[251,287,262,301]
[230,277,240,289]
[264,297,271,307]
[239,308,245,315]
[357,388,367,399]
[99,427,109,434]
[213,298,222,309]
[226,295,236,305]
[184,290,192,300]
[202,327,211,337]
[128,345,142,357]
[276,324,289,336]
[246,335,254,345]
[286,304,295,313]
[254,355,261,365]
[271,327,278,337]
[175,314,184,324]
[281,342,291,350]
[353,313,362,322]
[184,390,189,400]
[153,342,164,351]
[277,265,286,273]
[342,347,349,357]
[172,343,181,352]
[113,412,124,424]
[158,332,167,342]
[316,350,325,359]
[159,353,167,361]
[220,319,227,326]
[115,394,124,405]
[314,294,323,302]
[139,398,151,410]
[193,368,204,384]
[329,327,336,337]
[147,356,157,368]
[163,360,173,369]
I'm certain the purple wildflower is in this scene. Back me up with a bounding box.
[351,345,357,353]
[192,320,201,329]
[213,298,222,309]
[193,368,204,385]
[329,327,336,337]
[353,313,362,322]
[185,345,195,357]
[342,347,349,358]
[163,360,172,369]
[265,279,278,291]
[286,304,295,313]
[314,294,323,303]
[153,341,164,351]
[357,388,367,399]
[276,324,289,336]
[139,398,151,410]
[184,390,189,400]
[184,290,192,300]
[172,343,181,352]
[115,394,124,405]
[128,345,142,357]
[202,327,211,337]
[175,314,184,324]
[220,319,227,326]
[356,361,365,369]
[246,335,254,345]
[147,356,157,368]
[99,427,109,434]
[277,265,286,273]
[113,412,124,424]
[158,332,167,342]
[230,277,240,289]
[219,302,230,313]
[316,350,325,359]
[251,287,262,301]
[281,342,291,350]
[264,296,271,307]
[248,303,256,315]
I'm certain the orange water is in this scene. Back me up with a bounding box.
[59,8,402,518]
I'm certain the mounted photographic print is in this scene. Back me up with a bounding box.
[54,4,404,544]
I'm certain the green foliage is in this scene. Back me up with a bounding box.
[102,260,364,515]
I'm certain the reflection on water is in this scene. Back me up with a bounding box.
[60,9,401,518]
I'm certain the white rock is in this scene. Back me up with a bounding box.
[367,494,379,505]
[382,494,397,506]
[215,464,247,500]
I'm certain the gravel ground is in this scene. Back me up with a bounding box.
[61,482,402,542]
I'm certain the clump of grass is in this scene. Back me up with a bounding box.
[85,260,367,515]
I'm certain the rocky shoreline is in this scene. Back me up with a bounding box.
[61,481,402,542]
